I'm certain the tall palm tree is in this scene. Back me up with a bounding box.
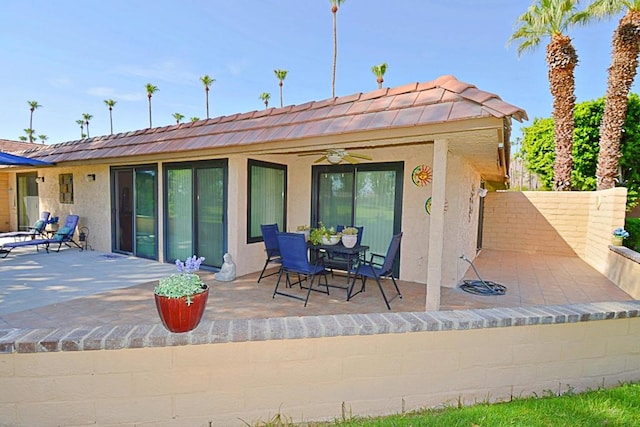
[18,136,27,142]
[104,99,117,135]
[330,0,346,97]
[509,0,587,191]
[274,69,288,107]
[587,0,640,189]
[145,83,159,128]
[200,75,215,119]
[76,119,85,139]
[37,134,48,144]
[27,100,41,143]
[371,62,388,89]
[83,113,93,138]
[172,112,184,124]
[259,92,271,109]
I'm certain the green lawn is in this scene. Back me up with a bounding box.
[251,382,640,426]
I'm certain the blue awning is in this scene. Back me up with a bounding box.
[0,151,53,166]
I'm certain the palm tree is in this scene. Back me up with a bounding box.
[18,136,27,142]
[104,99,117,135]
[145,83,159,128]
[274,69,288,107]
[586,1,640,190]
[259,92,271,109]
[37,134,48,144]
[27,100,41,143]
[371,62,388,89]
[190,116,200,122]
[200,75,215,119]
[330,0,346,97]
[76,119,85,139]
[83,113,93,138]
[509,0,587,191]
[172,112,184,124]
[23,128,35,142]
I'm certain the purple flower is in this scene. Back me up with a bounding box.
[175,255,206,273]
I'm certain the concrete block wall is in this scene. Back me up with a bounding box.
[1,302,640,426]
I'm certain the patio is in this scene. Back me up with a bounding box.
[0,244,633,330]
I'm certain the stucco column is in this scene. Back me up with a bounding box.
[426,138,448,311]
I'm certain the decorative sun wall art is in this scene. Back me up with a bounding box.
[411,165,432,187]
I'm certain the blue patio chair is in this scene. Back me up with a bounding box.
[0,211,50,240]
[257,223,282,283]
[0,215,81,258]
[273,232,330,306]
[348,232,403,310]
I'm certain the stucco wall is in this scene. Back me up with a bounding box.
[1,309,639,426]
[0,173,9,232]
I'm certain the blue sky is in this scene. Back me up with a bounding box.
[0,0,631,145]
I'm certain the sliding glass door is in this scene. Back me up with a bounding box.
[164,160,227,269]
[112,166,158,259]
[312,162,404,271]
[16,173,39,230]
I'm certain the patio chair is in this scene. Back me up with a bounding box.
[273,232,330,306]
[0,215,81,258]
[0,211,50,240]
[348,232,403,310]
[257,223,282,283]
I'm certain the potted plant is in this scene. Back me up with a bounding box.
[295,225,311,242]
[154,255,208,333]
[612,227,630,246]
[309,222,339,245]
[341,226,359,248]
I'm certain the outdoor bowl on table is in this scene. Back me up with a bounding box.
[321,235,340,245]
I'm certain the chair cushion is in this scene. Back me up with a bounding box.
[53,226,72,241]
[33,220,46,231]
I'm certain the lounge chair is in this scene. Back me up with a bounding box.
[0,211,50,241]
[0,215,81,258]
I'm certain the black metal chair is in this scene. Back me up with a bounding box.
[273,232,329,307]
[349,232,403,310]
[257,224,282,283]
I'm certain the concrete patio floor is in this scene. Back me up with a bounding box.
[0,244,634,330]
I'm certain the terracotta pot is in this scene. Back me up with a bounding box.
[154,287,209,333]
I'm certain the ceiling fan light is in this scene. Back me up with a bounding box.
[326,153,342,164]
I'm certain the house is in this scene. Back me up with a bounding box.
[0,75,527,309]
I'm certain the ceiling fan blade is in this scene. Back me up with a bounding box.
[314,155,328,163]
[342,155,360,164]
[347,152,373,160]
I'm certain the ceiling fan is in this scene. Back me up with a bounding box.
[302,149,372,165]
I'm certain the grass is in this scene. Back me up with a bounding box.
[248,382,640,426]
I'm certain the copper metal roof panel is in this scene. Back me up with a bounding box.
[363,110,400,131]
[389,92,420,109]
[388,82,418,96]
[365,95,394,113]
[449,102,485,121]
[392,105,428,127]
[414,88,445,106]
[417,102,455,125]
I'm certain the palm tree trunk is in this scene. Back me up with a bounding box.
[206,88,210,119]
[547,35,577,191]
[109,109,114,135]
[29,111,34,142]
[332,10,338,98]
[279,82,283,108]
[148,96,153,128]
[597,11,640,190]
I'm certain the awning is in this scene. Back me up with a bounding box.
[0,151,53,166]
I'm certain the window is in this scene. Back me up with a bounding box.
[247,160,287,243]
[59,173,74,204]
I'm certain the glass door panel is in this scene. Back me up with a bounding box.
[135,168,157,258]
[17,173,39,229]
[114,170,134,253]
[166,168,193,262]
[317,170,354,230]
[196,167,224,265]
[354,170,397,256]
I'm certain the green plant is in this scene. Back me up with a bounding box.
[342,226,358,235]
[309,222,335,245]
[154,255,206,305]
[625,218,640,251]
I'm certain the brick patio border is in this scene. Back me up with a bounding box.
[2,301,640,354]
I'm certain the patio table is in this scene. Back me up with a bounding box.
[310,242,369,297]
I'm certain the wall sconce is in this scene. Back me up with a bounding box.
[85,174,96,182]
[35,176,45,184]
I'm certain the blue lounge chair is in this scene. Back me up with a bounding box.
[0,215,81,258]
[0,211,50,240]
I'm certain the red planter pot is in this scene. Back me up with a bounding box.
[154,287,209,333]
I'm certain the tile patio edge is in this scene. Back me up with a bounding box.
[1,301,639,354]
